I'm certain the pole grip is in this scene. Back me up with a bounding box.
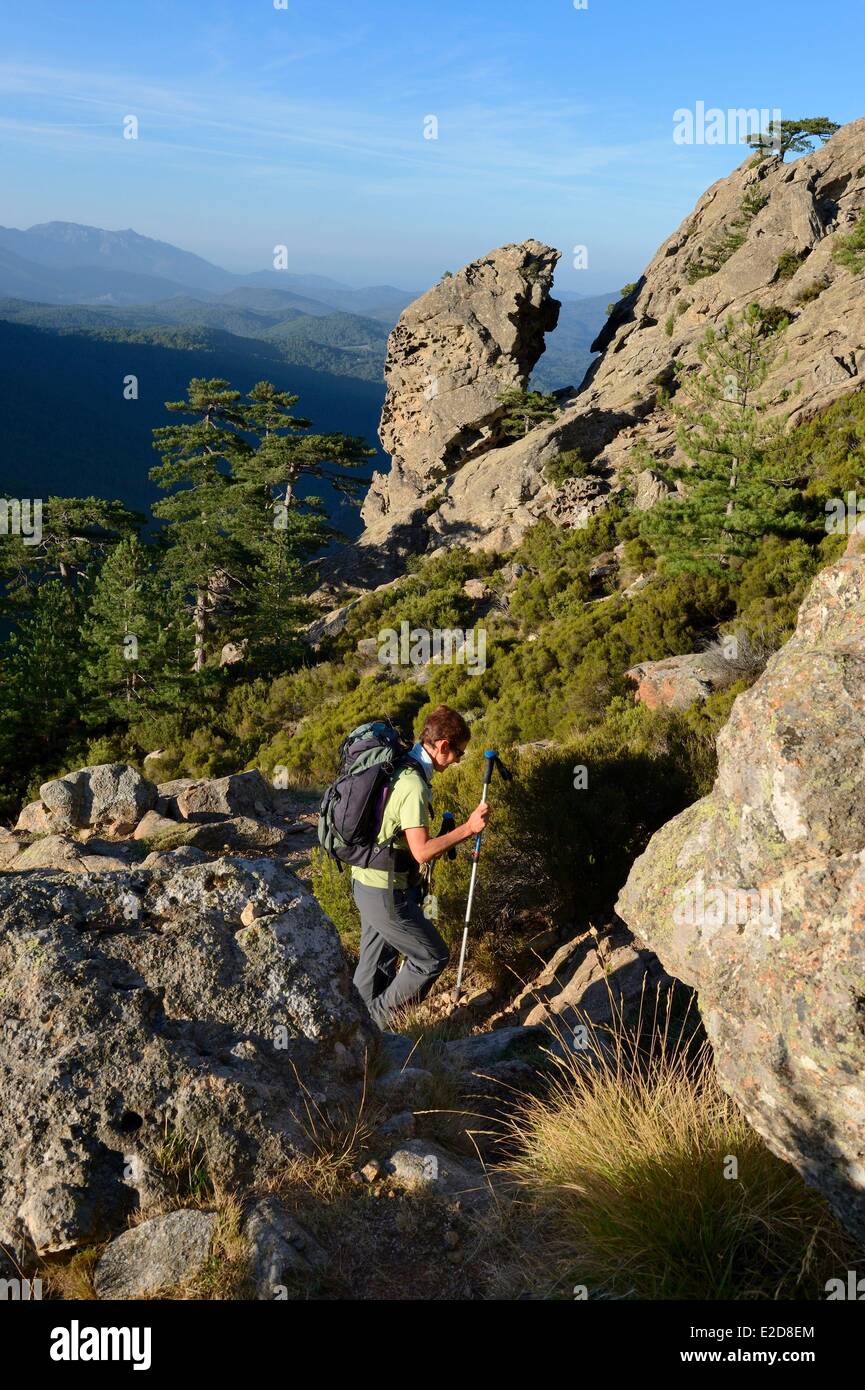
[481,749,496,797]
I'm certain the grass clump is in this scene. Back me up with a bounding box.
[500,996,856,1300]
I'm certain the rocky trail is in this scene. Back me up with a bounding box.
[0,747,688,1299]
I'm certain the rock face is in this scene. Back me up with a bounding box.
[496,922,672,1041]
[339,119,865,582]
[349,240,561,578]
[616,551,865,1242]
[569,119,865,484]
[0,857,375,1266]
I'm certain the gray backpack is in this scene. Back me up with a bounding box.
[317,718,417,872]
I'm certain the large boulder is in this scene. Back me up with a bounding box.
[0,857,375,1266]
[616,551,865,1243]
[625,651,743,710]
[11,835,129,874]
[14,801,52,834]
[158,771,274,822]
[36,764,157,835]
[344,240,560,580]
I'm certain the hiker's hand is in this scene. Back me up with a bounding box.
[467,803,490,835]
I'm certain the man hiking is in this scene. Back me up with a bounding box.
[351,704,490,1028]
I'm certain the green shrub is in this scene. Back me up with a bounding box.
[309,848,361,956]
[753,303,790,332]
[428,721,710,986]
[776,249,807,280]
[256,672,427,786]
[795,274,831,305]
[329,548,498,661]
[504,1007,855,1300]
[544,448,589,486]
[832,209,865,275]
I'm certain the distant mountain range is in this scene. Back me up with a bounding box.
[0,221,417,318]
[0,222,611,519]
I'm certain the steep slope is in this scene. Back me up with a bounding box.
[0,318,385,519]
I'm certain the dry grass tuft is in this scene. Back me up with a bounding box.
[496,987,857,1299]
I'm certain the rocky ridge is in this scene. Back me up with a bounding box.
[341,118,865,583]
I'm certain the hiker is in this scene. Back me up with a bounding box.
[349,705,490,1029]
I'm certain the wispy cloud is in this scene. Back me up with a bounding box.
[0,59,662,204]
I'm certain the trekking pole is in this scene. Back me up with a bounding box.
[453,750,511,1003]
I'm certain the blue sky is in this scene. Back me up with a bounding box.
[1,0,863,294]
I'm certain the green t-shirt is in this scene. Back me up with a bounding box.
[351,763,432,890]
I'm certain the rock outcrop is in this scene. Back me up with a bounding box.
[347,240,561,579]
[5,766,315,878]
[93,1209,218,1299]
[339,118,865,582]
[625,650,743,711]
[493,921,672,1042]
[0,857,375,1267]
[616,549,865,1243]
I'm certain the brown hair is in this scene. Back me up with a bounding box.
[420,704,470,749]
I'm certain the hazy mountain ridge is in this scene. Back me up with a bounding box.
[0,222,609,521]
[0,221,415,316]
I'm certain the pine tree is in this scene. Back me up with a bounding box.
[0,495,141,614]
[150,378,256,671]
[150,376,375,673]
[746,117,839,161]
[0,582,84,814]
[79,535,188,724]
[639,306,800,575]
[497,389,560,439]
[238,379,373,538]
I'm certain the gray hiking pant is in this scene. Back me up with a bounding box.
[351,879,449,1029]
